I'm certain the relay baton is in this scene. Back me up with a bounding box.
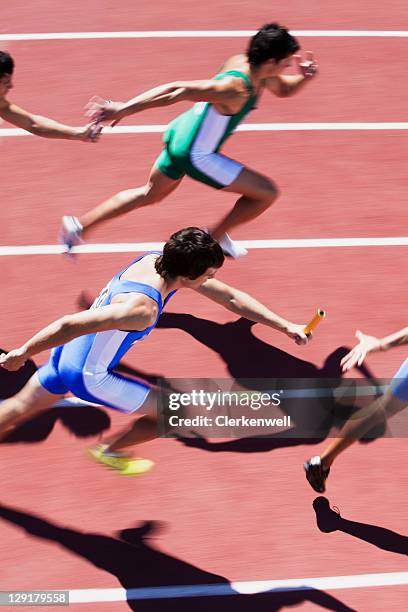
[304,309,326,336]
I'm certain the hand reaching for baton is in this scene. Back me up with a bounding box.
[85,96,125,127]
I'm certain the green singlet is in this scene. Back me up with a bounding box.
[155,70,258,189]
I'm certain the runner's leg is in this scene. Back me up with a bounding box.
[0,373,64,440]
[210,166,279,239]
[78,166,182,235]
[321,389,406,469]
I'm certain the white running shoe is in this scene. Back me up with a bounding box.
[217,232,248,258]
[60,216,84,252]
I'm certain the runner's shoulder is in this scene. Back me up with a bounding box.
[220,53,248,72]
[215,75,248,97]
[216,56,250,90]
[112,291,159,324]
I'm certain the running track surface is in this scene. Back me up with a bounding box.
[1,3,408,610]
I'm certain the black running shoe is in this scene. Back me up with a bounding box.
[304,456,330,493]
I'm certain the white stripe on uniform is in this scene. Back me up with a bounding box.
[190,106,243,185]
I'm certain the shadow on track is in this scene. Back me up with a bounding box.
[0,348,110,443]
[313,496,408,555]
[154,314,383,453]
[0,308,384,450]
[0,503,356,611]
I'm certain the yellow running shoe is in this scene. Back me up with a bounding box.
[88,444,154,476]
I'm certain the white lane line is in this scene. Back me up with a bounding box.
[1,237,408,257]
[67,571,408,603]
[0,380,386,412]
[2,122,408,137]
[0,397,102,409]
[2,30,408,41]
[237,123,408,131]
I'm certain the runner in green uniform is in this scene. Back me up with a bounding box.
[60,23,318,257]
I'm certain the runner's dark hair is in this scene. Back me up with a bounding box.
[155,227,224,280]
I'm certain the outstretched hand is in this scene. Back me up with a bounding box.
[79,122,103,142]
[293,51,318,78]
[0,347,28,371]
[85,96,125,126]
[340,330,381,372]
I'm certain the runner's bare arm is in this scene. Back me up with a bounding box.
[195,278,309,344]
[0,296,156,370]
[341,326,408,371]
[0,101,99,140]
[265,75,308,97]
[379,326,408,350]
[265,52,318,97]
[88,77,247,123]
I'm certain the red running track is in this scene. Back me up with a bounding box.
[1,2,408,610]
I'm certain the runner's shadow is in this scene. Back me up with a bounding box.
[1,406,111,443]
[155,314,383,453]
[313,497,408,555]
[0,349,110,443]
[0,351,37,399]
[0,503,355,611]
[78,296,356,378]
[156,314,374,380]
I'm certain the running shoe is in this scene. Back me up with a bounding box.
[218,232,248,258]
[60,215,84,252]
[304,456,330,493]
[88,444,154,476]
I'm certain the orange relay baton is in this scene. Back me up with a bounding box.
[304,309,326,336]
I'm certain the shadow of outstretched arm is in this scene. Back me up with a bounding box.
[0,502,356,611]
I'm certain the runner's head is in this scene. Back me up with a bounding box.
[0,51,14,97]
[0,51,14,77]
[155,227,224,287]
[247,23,300,71]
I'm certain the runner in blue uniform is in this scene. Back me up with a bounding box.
[0,228,311,475]
[60,23,318,257]
[304,325,408,493]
